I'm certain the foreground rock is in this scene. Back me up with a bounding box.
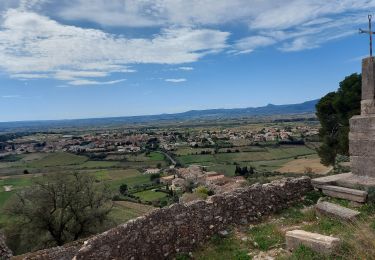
[0,233,12,260]
[286,230,340,255]
[315,201,360,221]
[321,185,367,203]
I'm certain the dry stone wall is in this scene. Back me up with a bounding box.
[75,177,312,260]
[0,232,13,260]
[15,177,312,260]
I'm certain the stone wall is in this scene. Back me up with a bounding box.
[16,177,312,260]
[75,177,312,260]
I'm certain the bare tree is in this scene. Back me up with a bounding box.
[5,172,113,253]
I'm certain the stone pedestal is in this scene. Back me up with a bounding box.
[349,57,375,177]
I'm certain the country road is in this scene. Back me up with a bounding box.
[156,150,177,165]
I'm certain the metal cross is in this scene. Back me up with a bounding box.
[360,14,375,57]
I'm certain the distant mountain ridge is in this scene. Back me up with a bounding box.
[0,99,319,131]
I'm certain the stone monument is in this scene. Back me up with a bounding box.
[349,57,375,177]
[312,16,375,189]
[350,15,375,177]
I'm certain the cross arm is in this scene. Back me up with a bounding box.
[359,29,375,34]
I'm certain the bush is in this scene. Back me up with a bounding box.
[119,184,128,195]
[367,187,375,205]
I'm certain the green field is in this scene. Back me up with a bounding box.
[147,152,165,161]
[0,165,156,227]
[178,145,316,176]
[110,201,155,224]
[134,190,168,202]
[0,176,35,226]
[27,152,88,167]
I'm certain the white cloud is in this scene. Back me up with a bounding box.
[279,37,319,52]
[58,0,256,27]
[165,78,186,83]
[68,79,126,86]
[56,0,375,53]
[233,36,276,54]
[1,95,21,98]
[177,67,194,71]
[10,73,50,79]
[0,0,374,86]
[0,9,229,85]
[56,0,375,29]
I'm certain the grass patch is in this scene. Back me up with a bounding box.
[284,245,328,260]
[27,152,88,167]
[248,223,283,251]
[279,207,316,226]
[78,160,120,169]
[147,152,165,161]
[91,169,151,191]
[304,216,344,236]
[134,190,167,202]
[302,190,323,206]
[110,201,155,224]
[0,154,24,162]
[193,235,250,260]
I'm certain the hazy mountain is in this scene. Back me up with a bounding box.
[0,99,319,131]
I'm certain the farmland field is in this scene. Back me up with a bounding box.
[277,154,331,174]
[110,201,155,224]
[27,152,88,167]
[177,145,317,176]
[134,190,168,202]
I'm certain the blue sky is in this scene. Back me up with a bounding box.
[0,0,373,122]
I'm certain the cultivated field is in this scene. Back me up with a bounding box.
[277,154,331,174]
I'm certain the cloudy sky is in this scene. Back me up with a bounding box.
[0,0,373,121]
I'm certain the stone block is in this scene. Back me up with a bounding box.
[286,230,340,255]
[349,115,375,132]
[312,173,353,189]
[315,201,360,221]
[349,139,375,156]
[350,156,375,177]
[362,57,375,101]
[321,185,367,203]
[313,173,375,190]
[361,99,375,115]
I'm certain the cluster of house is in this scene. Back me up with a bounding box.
[160,165,246,194]
[0,132,154,155]
[185,125,319,146]
[0,125,318,158]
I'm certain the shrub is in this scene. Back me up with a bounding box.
[119,184,128,195]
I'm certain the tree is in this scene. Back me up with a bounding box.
[119,183,128,195]
[235,165,241,176]
[150,173,161,183]
[316,73,361,165]
[5,172,113,253]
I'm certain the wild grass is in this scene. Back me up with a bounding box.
[248,223,284,251]
[192,234,250,260]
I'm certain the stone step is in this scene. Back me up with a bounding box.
[321,185,367,203]
[286,230,340,255]
[312,173,375,190]
[315,201,360,221]
[312,173,353,189]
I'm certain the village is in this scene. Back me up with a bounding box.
[0,124,319,156]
